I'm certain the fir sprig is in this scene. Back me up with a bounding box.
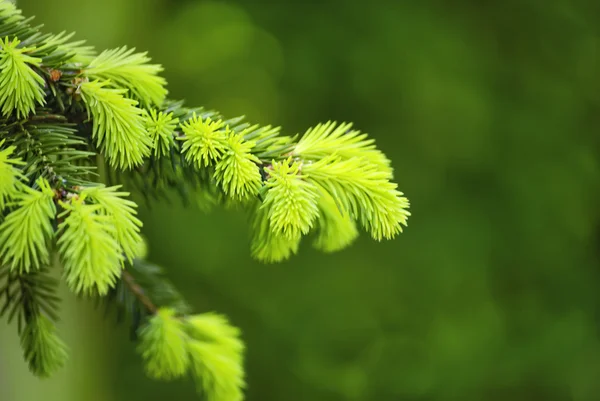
[261,159,320,240]
[0,1,410,398]
[0,139,25,208]
[20,314,68,378]
[79,79,152,169]
[138,308,190,380]
[178,115,229,168]
[0,178,56,273]
[145,109,178,157]
[86,47,167,107]
[57,196,124,295]
[80,185,143,262]
[250,203,301,263]
[214,133,262,201]
[303,154,410,240]
[0,37,45,118]
[294,121,393,176]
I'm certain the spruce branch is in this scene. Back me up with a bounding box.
[0,178,56,273]
[78,79,152,169]
[0,1,410,398]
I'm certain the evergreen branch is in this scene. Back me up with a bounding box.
[9,119,96,186]
[250,203,301,263]
[138,307,245,401]
[0,265,61,333]
[20,313,68,378]
[261,158,320,240]
[0,263,67,378]
[0,2,33,42]
[214,132,262,201]
[312,188,359,252]
[78,79,152,169]
[85,46,167,106]
[0,37,45,118]
[293,121,393,176]
[303,154,410,240]
[0,1,411,394]
[0,139,25,209]
[57,196,124,295]
[137,308,189,380]
[144,109,178,157]
[178,115,229,168]
[80,185,143,262]
[0,178,56,273]
[102,258,190,338]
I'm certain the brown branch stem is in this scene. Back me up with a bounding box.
[121,270,157,314]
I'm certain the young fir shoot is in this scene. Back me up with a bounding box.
[0,1,410,399]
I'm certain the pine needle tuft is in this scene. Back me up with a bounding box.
[0,37,45,118]
[79,80,152,169]
[0,178,56,273]
[138,308,189,380]
[57,196,123,295]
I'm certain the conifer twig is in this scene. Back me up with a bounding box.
[121,270,157,314]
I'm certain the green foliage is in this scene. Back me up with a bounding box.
[303,154,410,240]
[178,114,229,168]
[9,120,96,185]
[0,139,24,208]
[57,196,123,295]
[0,266,61,333]
[79,79,152,169]
[214,133,262,201]
[0,1,409,398]
[0,37,45,118]
[294,121,393,177]
[80,185,143,262]
[250,203,301,262]
[138,307,244,401]
[312,189,359,252]
[20,314,68,378]
[0,178,56,273]
[86,47,167,107]
[145,109,178,157]
[186,313,245,401]
[138,308,189,380]
[261,159,320,240]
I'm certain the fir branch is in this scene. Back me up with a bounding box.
[0,265,61,334]
[0,1,411,393]
[312,188,359,253]
[0,37,45,118]
[20,313,68,378]
[138,308,189,380]
[78,79,152,169]
[9,119,96,186]
[85,47,167,107]
[0,178,56,273]
[261,158,320,240]
[102,258,190,339]
[293,121,393,176]
[178,115,229,168]
[80,185,143,262]
[144,109,178,157]
[57,196,124,295]
[250,203,301,263]
[303,154,410,240]
[0,139,25,208]
[214,132,262,201]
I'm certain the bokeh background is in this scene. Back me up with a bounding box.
[2,0,600,400]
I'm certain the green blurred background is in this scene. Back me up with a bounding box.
[2,0,600,400]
